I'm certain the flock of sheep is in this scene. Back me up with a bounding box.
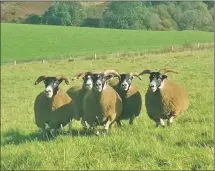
[34,68,189,138]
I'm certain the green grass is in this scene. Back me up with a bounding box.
[1,49,213,170]
[1,23,214,64]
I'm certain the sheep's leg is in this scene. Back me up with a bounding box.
[129,115,135,125]
[167,112,176,126]
[68,119,72,134]
[59,124,64,134]
[116,120,122,127]
[91,122,100,136]
[81,119,89,132]
[160,118,165,127]
[104,119,112,133]
[155,122,160,127]
[50,129,57,138]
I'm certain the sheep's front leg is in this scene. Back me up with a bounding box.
[68,119,72,134]
[57,124,64,134]
[81,118,89,131]
[159,118,165,127]
[103,119,112,134]
[91,122,100,136]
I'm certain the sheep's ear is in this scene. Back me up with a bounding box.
[162,74,168,80]
[35,75,47,85]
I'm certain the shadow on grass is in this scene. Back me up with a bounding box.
[1,129,96,146]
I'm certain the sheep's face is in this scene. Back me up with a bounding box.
[94,74,113,92]
[119,74,133,92]
[44,77,61,98]
[82,75,95,90]
[149,72,167,92]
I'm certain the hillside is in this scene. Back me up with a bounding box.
[1,23,213,64]
[1,2,107,23]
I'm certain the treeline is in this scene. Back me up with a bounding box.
[24,1,214,31]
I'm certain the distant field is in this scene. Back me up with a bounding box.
[1,23,214,64]
[1,49,214,170]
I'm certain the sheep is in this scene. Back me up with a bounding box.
[34,75,74,137]
[138,68,189,127]
[82,70,123,135]
[66,71,100,130]
[109,72,143,126]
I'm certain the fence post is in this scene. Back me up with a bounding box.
[197,43,200,48]
[94,53,97,60]
[42,60,45,64]
[171,45,174,51]
[14,60,16,65]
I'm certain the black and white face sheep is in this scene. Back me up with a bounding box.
[83,70,123,135]
[111,72,143,126]
[138,69,189,127]
[34,75,73,137]
[67,71,100,129]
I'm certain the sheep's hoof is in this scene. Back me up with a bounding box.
[167,117,174,126]
[155,122,160,127]
[94,130,100,136]
[160,118,165,127]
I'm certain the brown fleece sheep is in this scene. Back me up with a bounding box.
[34,75,73,137]
[138,69,189,127]
[110,72,143,126]
[82,70,123,135]
[66,71,100,128]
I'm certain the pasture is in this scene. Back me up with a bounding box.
[1,23,214,64]
[1,48,214,170]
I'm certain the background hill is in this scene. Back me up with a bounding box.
[1,2,108,23]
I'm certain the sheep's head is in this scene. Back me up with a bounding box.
[138,69,178,92]
[94,70,121,92]
[119,72,142,92]
[73,71,100,90]
[35,75,69,98]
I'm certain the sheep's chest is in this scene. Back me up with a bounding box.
[145,89,164,121]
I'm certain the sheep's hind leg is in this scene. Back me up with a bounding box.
[116,119,122,127]
[129,115,135,125]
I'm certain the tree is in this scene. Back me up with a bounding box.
[178,2,213,31]
[101,2,149,29]
[42,2,85,26]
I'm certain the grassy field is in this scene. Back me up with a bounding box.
[1,48,213,170]
[1,23,214,64]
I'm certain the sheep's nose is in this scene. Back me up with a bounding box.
[149,84,155,88]
[45,90,51,93]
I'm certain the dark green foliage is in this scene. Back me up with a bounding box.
[101,2,149,29]
[42,2,85,26]
[24,14,42,24]
[23,1,214,31]
[177,2,214,31]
